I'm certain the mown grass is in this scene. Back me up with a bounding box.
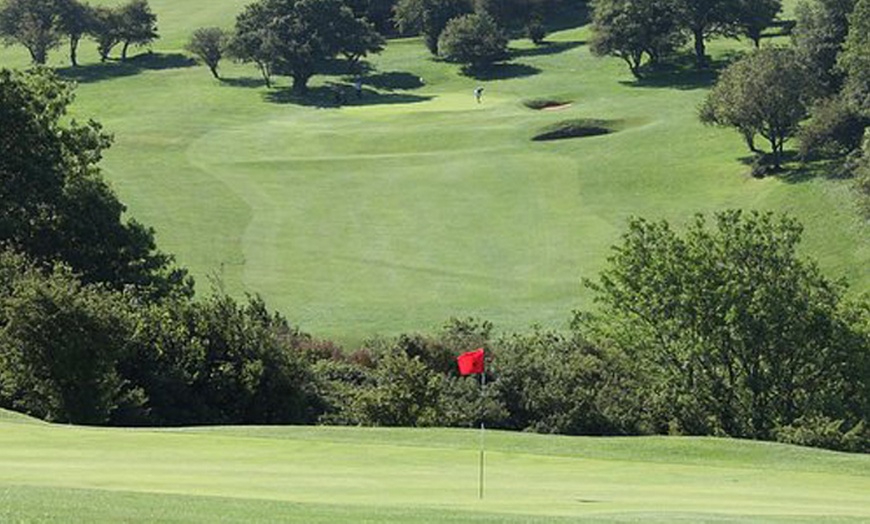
[1,408,869,522]
[0,0,866,346]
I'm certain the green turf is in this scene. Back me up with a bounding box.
[0,1,866,346]
[1,409,868,522]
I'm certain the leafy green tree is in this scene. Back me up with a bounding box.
[0,67,190,298]
[0,0,63,64]
[335,13,385,73]
[394,0,472,54]
[700,47,815,169]
[0,250,138,424]
[89,5,122,61]
[116,0,157,60]
[232,0,383,92]
[792,0,856,95]
[56,0,94,66]
[121,290,321,425]
[436,12,508,70]
[228,0,275,87]
[736,0,781,47]
[798,94,866,160]
[675,0,741,68]
[582,210,868,440]
[186,27,229,79]
[838,0,870,112]
[590,0,686,78]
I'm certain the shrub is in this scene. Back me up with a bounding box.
[437,12,508,69]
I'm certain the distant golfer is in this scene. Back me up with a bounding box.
[474,86,484,103]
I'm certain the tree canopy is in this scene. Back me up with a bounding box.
[436,12,508,70]
[0,0,63,64]
[700,47,815,169]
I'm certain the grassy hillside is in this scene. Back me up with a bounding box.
[1,409,868,522]
[0,0,866,345]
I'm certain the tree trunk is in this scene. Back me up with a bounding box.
[70,36,80,67]
[29,46,47,65]
[122,41,130,61]
[209,65,220,79]
[292,74,309,94]
[693,27,706,69]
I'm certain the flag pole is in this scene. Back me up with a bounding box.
[479,369,485,500]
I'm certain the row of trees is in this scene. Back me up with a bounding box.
[0,0,158,66]
[1,67,867,451]
[699,0,868,174]
[590,0,784,75]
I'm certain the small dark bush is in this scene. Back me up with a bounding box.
[522,98,572,110]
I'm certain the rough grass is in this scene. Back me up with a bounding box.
[1,412,869,522]
[0,0,865,346]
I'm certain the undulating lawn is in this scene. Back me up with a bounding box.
[0,0,866,346]
[1,409,869,522]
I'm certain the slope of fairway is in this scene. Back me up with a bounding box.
[0,0,866,345]
[1,414,869,522]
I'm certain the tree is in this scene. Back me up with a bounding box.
[590,0,686,78]
[334,13,385,73]
[394,0,472,54]
[582,210,869,440]
[0,250,136,424]
[232,0,384,93]
[792,0,856,95]
[228,0,275,87]
[89,5,122,61]
[700,47,815,169]
[116,0,157,61]
[0,67,190,298]
[675,0,741,68]
[736,0,781,47]
[56,0,94,67]
[838,0,870,112]
[186,27,229,79]
[0,0,63,64]
[436,12,508,70]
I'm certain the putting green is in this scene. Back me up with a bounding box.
[1,411,869,522]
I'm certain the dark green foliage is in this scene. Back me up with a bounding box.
[526,18,546,44]
[736,0,781,47]
[582,210,869,442]
[838,0,870,113]
[0,250,137,424]
[700,47,815,169]
[231,0,383,93]
[120,291,321,425]
[394,0,472,54]
[56,0,94,66]
[590,0,686,78]
[798,95,867,160]
[0,0,63,64]
[89,6,122,61]
[0,68,190,299]
[186,27,229,79]
[436,12,508,70]
[116,0,157,61]
[675,0,742,68]
[492,328,644,435]
[792,0,855,96]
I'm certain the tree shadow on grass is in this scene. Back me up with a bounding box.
[58,52,196,83]
[510,40,585,59]
[219,76,267,89]
[264,84,432,108]
[620,51,744,90]
[465,62,541,81]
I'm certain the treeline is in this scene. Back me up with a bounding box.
[1,67,868,452]
[592,0,869,209]
[0,0,157,65]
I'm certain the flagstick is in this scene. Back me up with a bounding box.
[479,370,486,500]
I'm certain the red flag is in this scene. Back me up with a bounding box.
[457,348,485,375]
